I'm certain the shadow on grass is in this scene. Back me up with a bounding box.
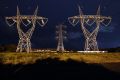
[0,58,120,80]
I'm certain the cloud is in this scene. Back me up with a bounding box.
[99,23,117,32]
[68,32,82,39]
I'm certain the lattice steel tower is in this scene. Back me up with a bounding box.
[56,24,67,52]
[68,6,111,51]
[5,6,48,53]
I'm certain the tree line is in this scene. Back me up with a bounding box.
[0,44,120,52]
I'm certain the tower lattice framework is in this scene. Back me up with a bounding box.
[56,24,67,52]
[5,6,48,53]
[68,6,111,51]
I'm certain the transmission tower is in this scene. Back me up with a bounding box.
[68,6,111,51]
[56,24,67,52]
[5,6,48,53]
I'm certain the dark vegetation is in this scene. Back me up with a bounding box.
[106,47,120,52]
[0,44,120,52]
[0,58,120,80]
[0,44,16,52]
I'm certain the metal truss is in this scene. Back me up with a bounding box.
[5,6,48,53]
[68,6,112,51]
[56,24,67,52]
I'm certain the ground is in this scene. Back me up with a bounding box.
[0,52,120,80]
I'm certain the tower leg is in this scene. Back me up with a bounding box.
[57,43,64,52]
[84,37,99,51]
[16,39,23,52]
[26,39,31,53]
[16,37,31,53]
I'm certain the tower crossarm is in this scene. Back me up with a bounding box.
[68,15,111,19]
[6,16,47,20]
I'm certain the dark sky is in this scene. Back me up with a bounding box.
[0,0,120,50]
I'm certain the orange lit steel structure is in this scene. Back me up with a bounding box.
[56,24,67,52]
[68,6,111,51]
[5,6,48,53]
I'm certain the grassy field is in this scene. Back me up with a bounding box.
[0,52,120,64]
[0,52,120,78]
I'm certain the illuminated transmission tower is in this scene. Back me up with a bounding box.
[68,6,111,51]
[56,24,67,52]
[5,6,48,53]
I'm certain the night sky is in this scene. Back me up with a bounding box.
[0,0,120,50]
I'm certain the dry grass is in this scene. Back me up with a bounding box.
[0,52,120,64]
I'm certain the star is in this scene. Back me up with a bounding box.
[27,6,31,10]
[5,6,8,9]
[103,6,106,9]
